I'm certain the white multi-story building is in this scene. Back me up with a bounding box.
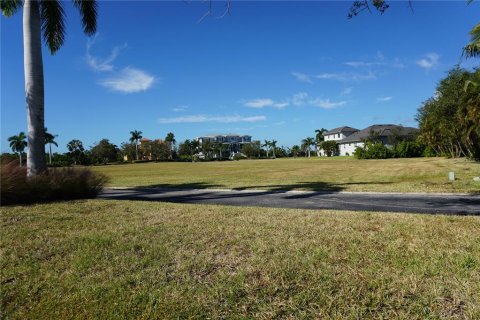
[196,134,252,157]
[318,126,358,156]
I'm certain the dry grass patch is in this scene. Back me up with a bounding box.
[1,200,480,319]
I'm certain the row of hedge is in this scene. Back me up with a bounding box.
[353,141,435,159]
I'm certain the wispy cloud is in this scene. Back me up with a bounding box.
[172,105,188,112]
[243,98,288,109]
[86,35,126,72]
[376,96,393,102]
[315,71,376,82]
[86,35,156,93]
[292,92,308,106]
[416,53,439,70]
[309,98,347,109]
[344,61,384,68]
[291,71,313,84]
[100,67,155,93]
[158,114,266,124]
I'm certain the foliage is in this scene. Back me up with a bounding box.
[320,141,339,157]
[147,140,171,161]
[289,145,301,158]
[241,143,260,158]
[1,160,108,205]
[301,137,315,157]
[120,142,137,162]
[393,140,425,158]
[90,139,118,164]
[7,132,28,165]
[463,23,480,58]
[354,142,392,159]
[416,67,480,160]
[66,139,85,165]
[232,153,247,161]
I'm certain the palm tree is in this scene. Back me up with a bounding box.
[44,127,58,165]
[271,140,277,158]
[464,23,480,58]
[263,140,271,158]
[1,0,97,176]
[8,132,28,166]
[129,130,143,160]
[301,137,315,157]
[165,132,176,159]
[66,139,84,165]
[315,128,328,156]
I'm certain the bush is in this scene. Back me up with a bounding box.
[393,141,425,158]
[1,161,109,205]
[233,153,247,161]
[354,142,392,159]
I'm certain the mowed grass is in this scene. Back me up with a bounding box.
[1,200,480,319]
[93,157,480,193]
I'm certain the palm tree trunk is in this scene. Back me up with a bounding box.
[135,141,139,160]
[49,143,52,164]
[19,152,23,167]
[23,0,46,177]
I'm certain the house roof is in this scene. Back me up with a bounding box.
[338,124,419,144]
[324,126,359,135]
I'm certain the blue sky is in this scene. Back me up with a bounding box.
[1,1,478,152]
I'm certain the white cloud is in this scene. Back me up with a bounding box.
[309,98,347,109]
[243,98,288,109]
[291,71,313,84]
[344,61,384,68]
[315,71,376,82]
[86,35,126,72]
[100,67,155,93]
[158,114,266,124]
[273,121,286,126]
[376,96,393,102]
[416,53,439,70]
[172,105,188,112]
[292,92,309,106]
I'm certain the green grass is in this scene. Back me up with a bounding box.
[2,200,480,319]
[93,157,480,193]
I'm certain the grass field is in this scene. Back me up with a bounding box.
[1,200,479,318]
[93,157,480,193]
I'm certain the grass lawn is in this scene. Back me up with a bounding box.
[93,157,480,193]
[2,200,480,318]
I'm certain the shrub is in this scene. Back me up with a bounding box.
[233,153,247,161]
[393,141,425,158]
[1,161,108,205]
[354,142,392,159]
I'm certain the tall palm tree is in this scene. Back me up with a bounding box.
[165,132,176,159]
[129,130,142,160]
[315,128,328,156]
[8,132,28,166]
[301,137,315,157]
[44,127,58,165]
[271,140,277,158]
[263,140,271,158]
[1,0,97,176]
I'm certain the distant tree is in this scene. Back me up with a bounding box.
[290,145,301,158]
[263,140,271,158]
[66,139,84,165]
[44,127,58,165]
[320,141,339,157]
[218,143,229,159]
[148,140,171,161]
[67,139,85,165]
[315,128,328,156]
[301,137,315,157]
[90,139,118,164]
[241,143,260,158]
[120,142,137,162]
[129,130,143,160]
[270,140,278,158]
[8,132,28,166]
[165,132,176,159]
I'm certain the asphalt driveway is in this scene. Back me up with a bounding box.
[99,188,480,215]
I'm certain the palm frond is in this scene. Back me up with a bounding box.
[40,0,66,54]
[73,0,97,35]
[1,0,22,17]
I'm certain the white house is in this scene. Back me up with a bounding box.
[196,134,252,158]
[336,124,419,156]
[318,126,358,156]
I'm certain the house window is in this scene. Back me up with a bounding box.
[338,133,340,138]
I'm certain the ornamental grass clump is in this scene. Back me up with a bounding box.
[1,160,108,205]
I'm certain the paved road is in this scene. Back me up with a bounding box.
[99,188,480,215]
